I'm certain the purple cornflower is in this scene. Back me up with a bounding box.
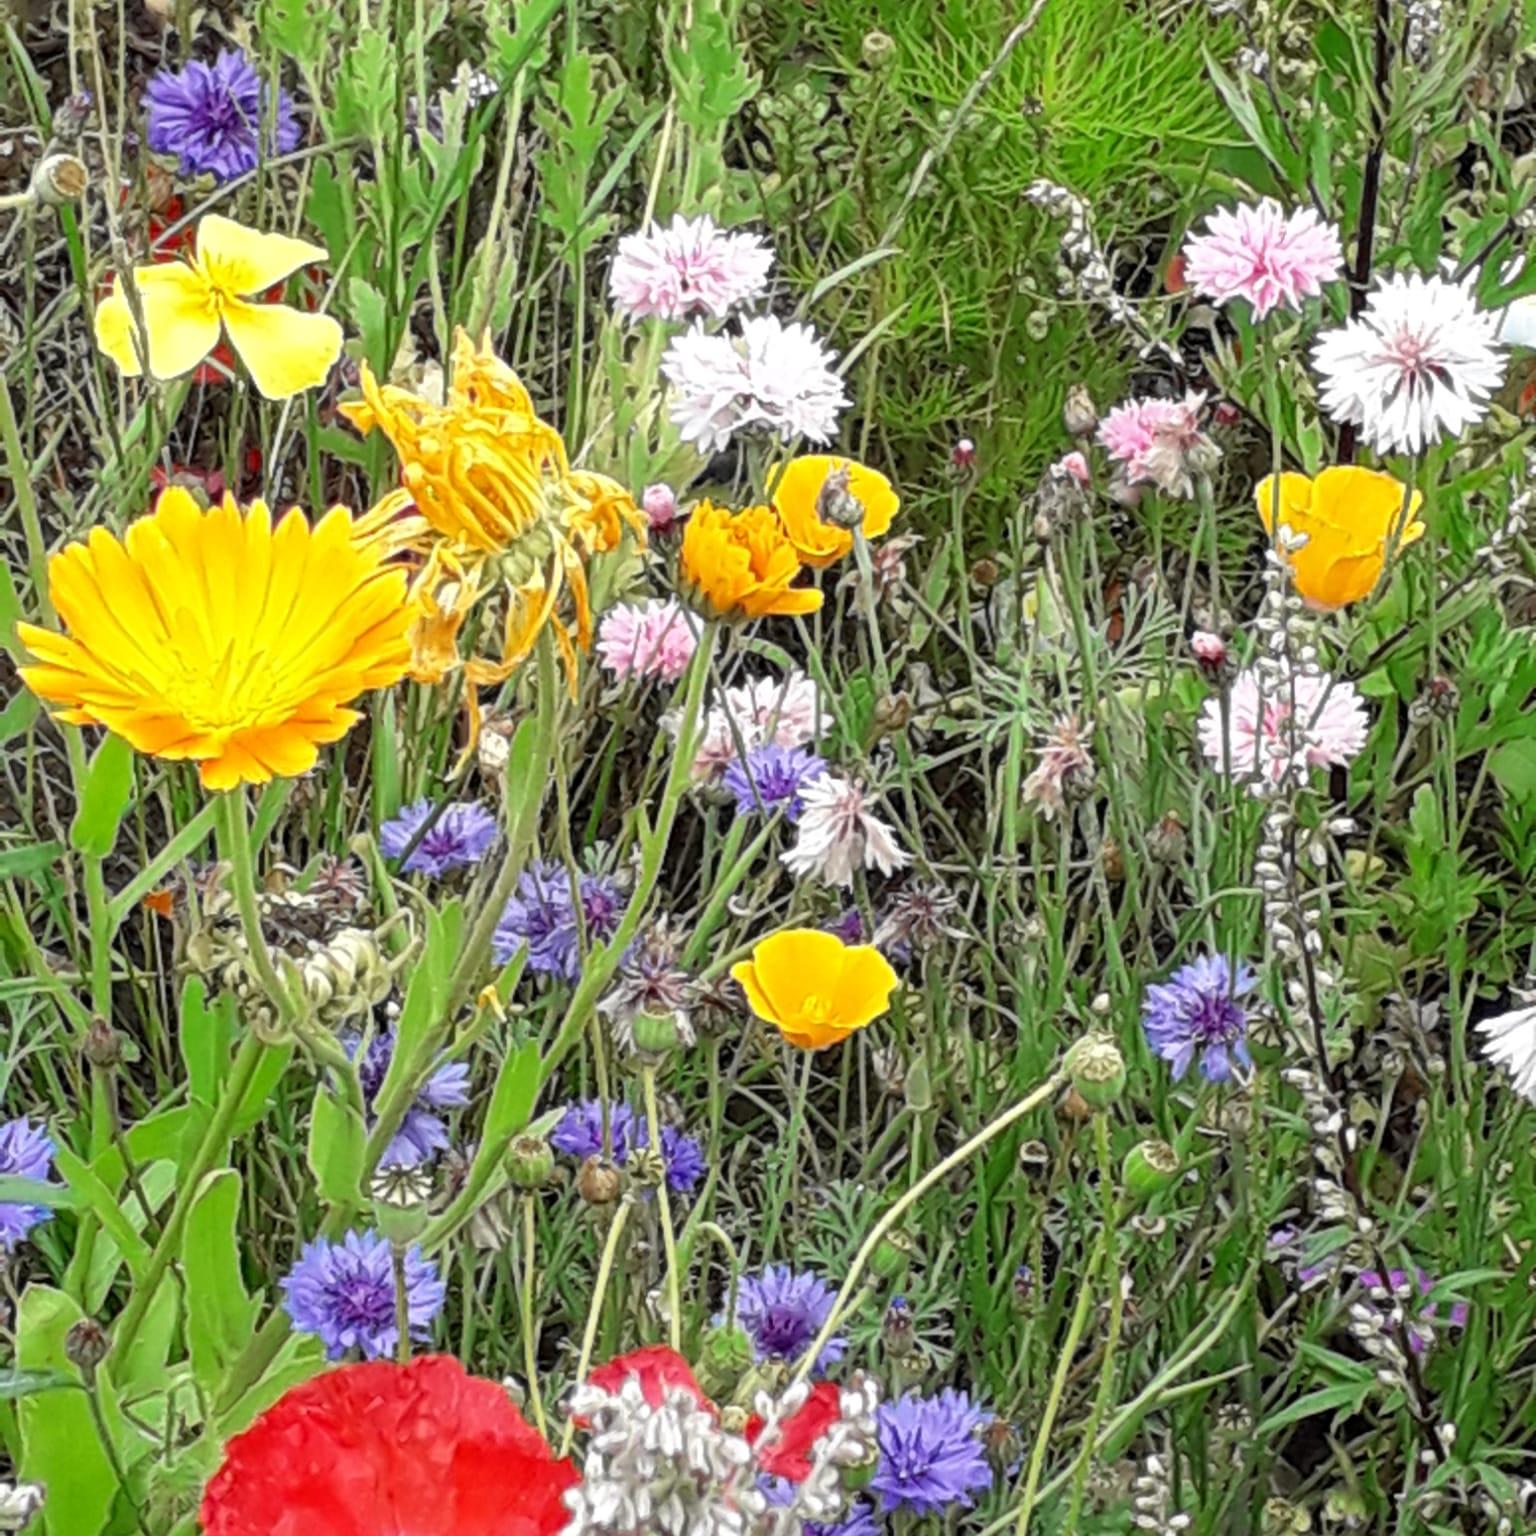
[871,1388,994,1516]
[728,1265,846,1373]
[722,744,827,823]
[549,1100,705,1195]
[760,1479,880,1536]
[1141,952,1256,1082]
[343,1029,470,1168]
[826,908,866,944]
[280,1230,444,1360]
[1357,1267,1470,1355]
[379,799,498,876]
[492,860,628,980]
[0,1119,56,1250]
[144,49,299,184]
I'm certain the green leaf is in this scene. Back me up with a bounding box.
[183,1171,259,1398]
[347,277,391,374]
[307,1088,367,1206]
[1489,738,1536,802]
[0,1369,77,1400]
[0,552,22,649]
[0,687,38,746]
[53,1147,153,1280]
[76,1160,177,1313]
[0,1175,76,1209]
[1254,1382,1371,1437]
[480,1040,541,1150]
[229,1043,293,1137]
[178,976,233,1106]
[0,841,62,881]
[68,733,135,859]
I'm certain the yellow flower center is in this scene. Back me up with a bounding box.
[800,993,832,1024]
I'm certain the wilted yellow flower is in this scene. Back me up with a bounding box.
[1256,466,1425,611]
[343,330,645,713]
[678,501,823,620]
[94,215,343,399]
[17,489,413,791]
[732,928,897,1050]
[771,455,900,568]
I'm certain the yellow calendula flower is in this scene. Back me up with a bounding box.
[678,501,823,620]
[732,929,898,1050]
[94,214,343,399]
[342,330,645,728]
[1255,466,1425,611]
[17,489,413,791]
[771,455,900,568]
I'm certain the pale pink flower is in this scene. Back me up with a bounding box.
[597,598,698,683]
[682,669,824,781]
[1182,200,1343,320]
[609,214,773,322]
[1051,451,1091,487]
[1190,630,1229,675]
[1096,392,1217,498]
[1476,1002,1536,1103]
[641,484,680,531]
[781,775,910,888]
[663,316,849,454]
[1312,272,1504,454]
[1198,666,1369,789]
[1022,714,1096,821]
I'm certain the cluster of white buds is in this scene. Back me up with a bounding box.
[1403,0,1444,65]
[1024,180,1181,369]
[1472,453,1533,577]
[757,1375,880,1533]
[1346,1296,1414,1392]
[1131,1453,1191,1534]
[0,1483,43,1532]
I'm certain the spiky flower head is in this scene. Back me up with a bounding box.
[280,1229,444,1360]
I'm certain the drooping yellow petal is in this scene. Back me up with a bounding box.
[194,214,328,296]
[95,265,220,382]
[221,298,344,400]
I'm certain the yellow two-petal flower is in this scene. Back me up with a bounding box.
[95,214,343,400]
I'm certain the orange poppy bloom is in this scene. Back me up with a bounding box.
[731,928,897,1050]
[770,455,900,568]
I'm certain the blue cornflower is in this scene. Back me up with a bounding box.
[721,744,827,822]
[0,1119,56,1250]
[728,1265,845,1373]
[549,1100,705,1195]
[826,908,866,944]
[379,799,498,876]
[144,49,299,184]
[1141,952,1256,1082]
[280,1229,444,1360]
[343,1029,470,1168]
[492,860,627,979]
[761,1478,881,1536]
[871,1388,993,1515]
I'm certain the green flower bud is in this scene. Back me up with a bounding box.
[1065,1033,1126,1110]
[870,1228,914,1281]
[629,1008,681,1059]
[507,1133,555,1191]
[841,1449,878,1492]
[696,1323,755,1397]
[1121,1139,1180,1202]
[371,1165,433,1243]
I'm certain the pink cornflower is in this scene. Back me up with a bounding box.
[1096,392,1217,498]
[683,669,824,781]
[781,775,910,888]
[641,484,680,531]
[1181,201,1343,320]
[597,598,698,683]
[1190,630,1229,676]
[1198,666,1369,789]
[1022,714,1096,821]
[609,214,773,322]
[1051,451,1091,487]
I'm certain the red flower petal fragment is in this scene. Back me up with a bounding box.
[586,1345,713,1411]
[199,1355,576,1536]
[746,1380,842,1482]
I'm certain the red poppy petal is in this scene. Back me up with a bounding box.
[585,1345,713,1413]
[747,1380,842,1482]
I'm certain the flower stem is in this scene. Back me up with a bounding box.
[643,1065,683,1351]
[214,789,297,1027]
[520,1197,548,1438]
[393,1243,410,1365]
[559,1199,632,1456]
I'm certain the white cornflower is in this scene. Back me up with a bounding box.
[1475,1003,1536,1103]
[1312,272,1505,454]
[662,315,849,454]
[782,775,909,888]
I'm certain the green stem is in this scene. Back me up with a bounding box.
[559,1199,632,1455]
[520,1197,548,1438]
[760,1050,812,1261]
[643,1066,683,1351]
[214,791,296,1026]
[105,800,219,927]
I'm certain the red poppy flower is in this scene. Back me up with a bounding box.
[200,1355,576,1536]
[745,1381,841,1482]
[585,1345,712,1412]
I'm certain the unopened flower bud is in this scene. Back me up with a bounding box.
[31,153,87,207]
[1190,629,1229,678]
[880,1295,917,1357]
[576,1155,623,1206]
[981,1416,1021,1476]
[65,1318,109,1376]
[371,1164,433,1242]
[628,1008,682,1059]
[817,466,864,530]
[970,557,1000,588]
[507,1133,555,1191]
[1147,810,1187,865]
[1065,1034,1126,1110]
[83,1018,123,1069]
[861,30,897,68]
[873,692,912,735]
[951,437,977,469]
[1122,1139,1180,1202]
[1100,837,1125,882]
[697,1322,755,1395]
[642,483,679,531]
[870,1228,914,1280]
[1062,383,1098,437]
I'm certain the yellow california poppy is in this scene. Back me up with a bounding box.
[771,455,900,568]
[17,489,413,790]
[1255,466,1425,611]
[94,215,343,399]
[731,929,898,1050]
[343,330,645,723]
[678,501,823,621]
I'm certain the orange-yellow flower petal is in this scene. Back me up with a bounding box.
[680,501,823,621]
[94,265,220,382]
[221,297,344,400]
[1255,465,1424,610]
[194,213,329,295]
[731,928,897,1050]
[771,455,900,569]
[17,490,414,790]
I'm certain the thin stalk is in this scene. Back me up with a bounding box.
[643,1066,683,1351]
[559,1200,633,1455]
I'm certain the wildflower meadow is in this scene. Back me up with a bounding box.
[2,1,1536,1532]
